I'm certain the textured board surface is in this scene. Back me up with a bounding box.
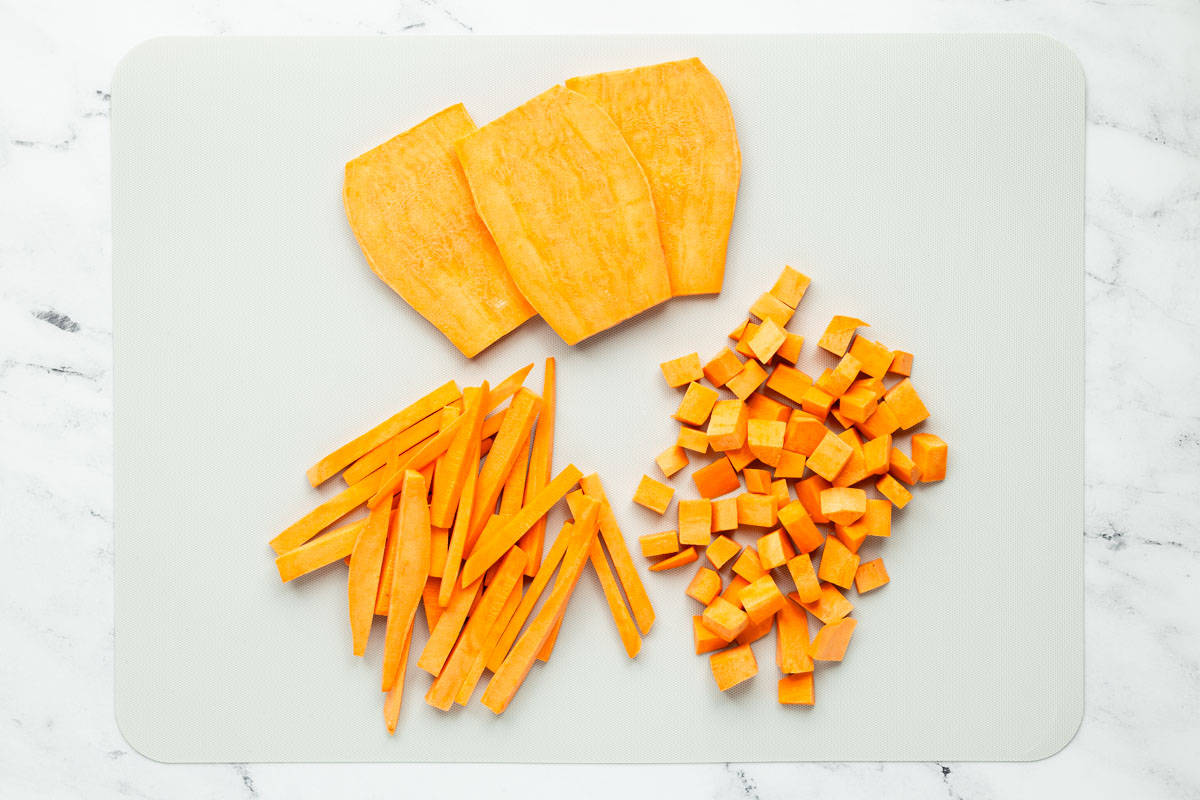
[113,34,1083,762]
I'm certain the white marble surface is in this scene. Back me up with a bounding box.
[1,0,1196,797]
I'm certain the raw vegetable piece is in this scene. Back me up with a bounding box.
[740,574,786,623]
[649,546,699,571]
[732,547,767,582]
[774,450,807,479]
[820,487,867,526]
[850,376,886,401]
[747,420,786,468]
[710,643,758,691]
[770,266,811,309]
[465,388,542,535]
[536,618,563,663]
[756,530,789,570]
[520,358,557,575]
[481,501,600,714]
[275,519,365,582]
[844,498,892,540]
[422,579,444,632]
[796,475,831,523]
[771,480,793,511]
[462,465,585,585]
[817,316,867,357]
[677,426,710,453]
[702,347,744,388]
[497,427,533,517]
[911,433,948,482]
[862,434,892,476]
[710,497,739,532]
[795,582,854,624]
[589,538,642,658]
[381,472,433,690]
[816,535,860,590]
[807,431,853,482]
[746,394,791,424]
[857,402,901,440]
[831,432,870,488]
[832,522,867,554]
[743,467,772,495]
[457,86,671,345]
[705,535,741,569]
[721,575,751,607]
[728,319,749,341]
[847,338,893,379]
[778,673,815,705]
[799,385,835,421]
[439,434,481,606]
[749,292,794,327]
[784,412,827,456]
[735,613,774,646]
[419,576,482,675]
[838,386,878,424]
[368,407,464,509]
[271,470,385,555]
[701,596,749,642]
[855,558,890,594]
[776,333,804,365]
[485,363,536,414]
[344,105,533,358]
[344,412,442,486]
[633,474,675,514]
[733,323,761,358]
[815,353,861,398]
[706,399,749,452]
[694,615,728,654]
[580,473,656,634]
[655,444,690,478]
[889,447,923,485]
[786,553,821,604]
[883,378,930,430]
[660,353,704,388]
[693,457,741,498]
[674,381,721,426]
[776,597,814,674]
[888,350,913,376]
[566,58,739,297]
[748,318,787,363]
[456,579,526,705]
[725,361,768,401]
[429,526,449,579]
[640,530,680,558]
[736,492,778,528]
[488,521,572,672]
[679,499,714,546]
[829,407,854,431]
[347,492,395,656]
[686,566,723,605]
[764,364,812,406]
[382,618,415,733]
[876,473,913,509]
[726,442,758,472]
[809,617,857,661]
[777,501,823,553]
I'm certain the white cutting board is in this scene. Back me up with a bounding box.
[112,34,1083,762]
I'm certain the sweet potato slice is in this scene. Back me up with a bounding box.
[343,104,534,358]
[566,58,740,296]
[455,86,671,344]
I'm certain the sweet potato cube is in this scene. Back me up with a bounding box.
[888,447,922,484]
[721,574,750,607]
[740,574,786,623]
[765,364,813,405]
[706,399,749,452]
[876,473,913,509]
[639,530,679,558]
[795,582,853,623]
[774,450,807,479]
[725,442,757,472]
[677,426,710,454]
[705,534,741,569]
[703,347,744,388]
[686,566,722,605]
[776,597,813,674]
[809,617,856,661]
[796,475,831,523]
[748,317,787,363]
[820,487,866,526]
[770,266,811,309]
[710,497,739,532]
[660,352,704,387]
[649,546,698,571]
[778,672,815,705]
[771,479,792,510]
[854,558,890,593]
[726,361,768,401]
[693,615,727,654]
[799,385,835,421]
[749,292,794,327]
[815,353,861,398]
[693,457,741,498]
[777,501,823,553]
[817,315,867,357]
[833,522,868,554]
[817,535,860,589]
[701,596,749,642]
[850,375,886,400]
[746,419,786,467]
[746,392,791,422]
[735,613,774,645]
[836,498,891,548]
[832,430,869,487]
[784,412,827,456]
[911,433,948,482]
[743,467,772,495]
[756,530,790,570]
[829,406,854,430]
[673,381,720,426]
[838,386,878,424]
[862,434,892,476]
[633,474,674,514]
[808,431,853,482]
[731,546,766,582]
[655,444,689,478]
[848,338,893,379]
[678,498,713,546]
[786,553,821,603]
[733,322,760,358]
[857,402,901,440]
[883,378,930,430]
[710,643,758,691]
[728,319,749,341]
[776,333,804,365]
[889,350,913,376]
[736,492,778,528]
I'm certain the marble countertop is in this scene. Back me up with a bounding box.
[2,0,1196,797]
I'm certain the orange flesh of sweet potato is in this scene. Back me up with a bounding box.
[456,86,671,344]
[566,58,740,297]
[344,105,533,358]
[710,643,758,691]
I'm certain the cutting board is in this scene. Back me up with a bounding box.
[112,34,1083,762]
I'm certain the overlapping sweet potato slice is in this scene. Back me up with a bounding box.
[566,58,740,297]
[343,104,535,358]
[454,85,672,345]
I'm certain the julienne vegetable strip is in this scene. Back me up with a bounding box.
[270,362,653,731]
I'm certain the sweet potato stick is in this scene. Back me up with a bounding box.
[342,412,442,485]
[348,489,395,655]
[368,408,464,509]
[579,473,655,634]
[520,357,556,576]
[382,617,414,734]
[275,518,367,582]
[485,363,534,414]
[466,388,543,542]
[429,385,488,528]
[456,581,524,706]
[270,469,384,554]
[382,471,432,691]
[487,520,573,673]
[588,537,641,658]
[439,433,481,607]
[418,574,482,676]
